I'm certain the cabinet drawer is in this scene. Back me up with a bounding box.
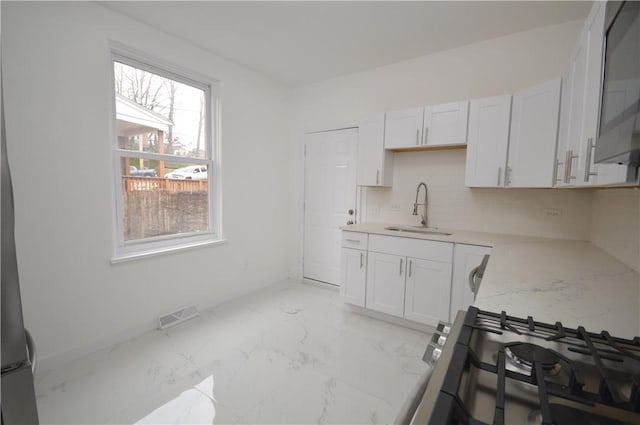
[342,231,368,249]
[369,234,452,263]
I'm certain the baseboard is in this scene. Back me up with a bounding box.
[36,319,157,378]
[301,277,340,292]
[343,304,437,334]
[36,276,287,378]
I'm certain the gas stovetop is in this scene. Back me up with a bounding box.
[416,307,640,425]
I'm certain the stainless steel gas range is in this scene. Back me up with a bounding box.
[409,307,640,425]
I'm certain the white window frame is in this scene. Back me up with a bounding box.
[109,42,223,263]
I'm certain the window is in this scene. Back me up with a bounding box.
[111,46,221,261]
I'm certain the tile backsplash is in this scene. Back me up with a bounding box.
[362,149,593,240]
[590,188,640,273]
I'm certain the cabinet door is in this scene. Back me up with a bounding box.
[423,101,469,146]
[384,107,424,149]
[579,2,607,185]
[357,113,393,186]
[507,78,561,188]
[365,252,406,317]
[450,245,492,323]
[404,258,452,326]
[341,248,367,307]
[464,95,511,187]
[555,72,573,187]
[565,38,588,187]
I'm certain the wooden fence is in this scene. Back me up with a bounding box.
[122,176,208,192]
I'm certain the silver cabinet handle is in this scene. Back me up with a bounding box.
[399,258,403,275]
[497,166,502,186]
[565,150,578,183]
[423,128,428,145]
[584,138,598,182]
[416,129,420,146]
[360,252,364,269]
[408,259,412,277]
[554,158,563,183]
[505,166,512,186]
[376,169,380,185]
[345,238,360,244]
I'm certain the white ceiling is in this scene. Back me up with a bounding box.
[101,1,592,87]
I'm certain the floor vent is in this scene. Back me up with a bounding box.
[157,304,199,330]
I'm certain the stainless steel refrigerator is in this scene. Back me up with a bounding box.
[1,69,40,423]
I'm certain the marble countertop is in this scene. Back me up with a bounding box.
[342,223,640,339]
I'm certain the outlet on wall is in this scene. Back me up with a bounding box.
[543,208,563,218]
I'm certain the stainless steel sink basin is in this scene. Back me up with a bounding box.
[384,226,452,236]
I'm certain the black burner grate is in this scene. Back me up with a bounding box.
[430,307,640,425]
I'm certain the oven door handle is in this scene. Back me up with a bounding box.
[468,265,481,294]
[393,365,434,425]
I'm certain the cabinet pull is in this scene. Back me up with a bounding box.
[376,169,380,185]
[360,252,364,269]
[408,259,412,277]
[399,258,403,275]
[565,150,578,183]
[345,239,360,244]
[416,129,420,146]
[497,166,502,186]
[584,138,598,182]
[423,128,428,145]
[554,158,563,183]
[505,166,512,186]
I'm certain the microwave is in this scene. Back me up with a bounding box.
[595,1,640,166]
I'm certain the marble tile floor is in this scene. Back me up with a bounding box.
[34,279,432,424]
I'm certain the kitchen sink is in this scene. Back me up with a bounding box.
[384,226,452,236]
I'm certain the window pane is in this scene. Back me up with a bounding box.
[114,61,207,159]
[120,157,209,242]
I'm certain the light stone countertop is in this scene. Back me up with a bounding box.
[342,223,640,339]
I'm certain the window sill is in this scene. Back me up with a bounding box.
[111,236,227,264]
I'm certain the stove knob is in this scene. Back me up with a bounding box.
[442,325,451,335]
[432,347,442,363]
[437,335,447,346]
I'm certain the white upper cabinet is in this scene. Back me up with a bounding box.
[384,107,424,149]
[557,2,632,186]
[423,101,469,146]
[464,95,512,187]
[357,113,393,186]
[556,71,574,187]
[506,78,562,188]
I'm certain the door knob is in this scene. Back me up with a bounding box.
[346,220,354,225]
[348,209,354,215]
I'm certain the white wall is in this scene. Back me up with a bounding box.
[590,188,640,273]
[289,19,589,277]
[2,2,293,369]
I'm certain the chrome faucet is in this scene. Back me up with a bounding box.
[413,182,428,227]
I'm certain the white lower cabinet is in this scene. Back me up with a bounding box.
[351,233,454,325]
[366,252,406,317]
[450,244,492,323]
[404,257,453,326]
[341,248,367,307]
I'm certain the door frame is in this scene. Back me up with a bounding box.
[302,126,361,286]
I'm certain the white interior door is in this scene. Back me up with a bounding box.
[304,128,358,286]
